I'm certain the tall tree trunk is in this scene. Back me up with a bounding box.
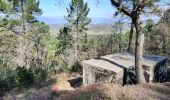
[119,27,122,52]
[127,22,134,52]
[75,20,79,63]
[96,35,100,58]
[134,19,146,83]
[110,33,113,53]
[119,34,122,52]
[160,30,167,54]
[21,1,26,34]
[76,3,79,63]
[76,25,78,62]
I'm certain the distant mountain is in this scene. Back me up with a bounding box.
[37,16,115,25]
[48,23,114,36]
[37,16,66,25]
[91,17,115,24]
[37,16,130,35]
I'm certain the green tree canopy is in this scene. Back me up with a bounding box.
[65,0,91,62]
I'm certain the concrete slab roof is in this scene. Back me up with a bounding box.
[82,52,167,73]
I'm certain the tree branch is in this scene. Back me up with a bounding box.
[135,0,148,13]
[110,0,131,17]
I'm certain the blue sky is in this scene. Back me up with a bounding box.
[39,0,115,18]
[39,0,169,18]
[38,0,170,24]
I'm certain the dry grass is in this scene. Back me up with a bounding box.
[2,81,170,100]
[54,83,170,100]
[1,71,170,100]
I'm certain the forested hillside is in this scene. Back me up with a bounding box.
[0,0,170,100]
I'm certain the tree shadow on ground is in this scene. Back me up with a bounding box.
[142,83,170,100]
[0,78,56,98]
[52,84,111,100]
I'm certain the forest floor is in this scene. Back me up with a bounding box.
[1,67,170,100]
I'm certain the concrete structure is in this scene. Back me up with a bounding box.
[82,52,167,85]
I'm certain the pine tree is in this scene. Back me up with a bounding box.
[0,0,42,32]
[16,0,42,34]
[65,0,91,62]
[12,0,42,22]
[0,0,7,13]
[6,0,43,67]
[56,26,73,56]
[110,0,161,83]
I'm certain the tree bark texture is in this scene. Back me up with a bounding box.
[134,18,146,83]
[127,22,134,52]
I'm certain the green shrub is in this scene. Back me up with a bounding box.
[58,58,69,72]
[70,61,82,73]
[0,67,16,90]
[15,66,35,86]
[34,67,48,82]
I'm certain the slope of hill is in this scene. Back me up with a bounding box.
[2,82,170,100]
[56,82,170,100]
[2,68,170,100]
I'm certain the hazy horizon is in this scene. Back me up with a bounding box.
[37,0,169,25]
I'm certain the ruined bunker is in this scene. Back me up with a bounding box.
[82,53,167,85]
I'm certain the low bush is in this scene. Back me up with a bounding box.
[15,66,35,86]
[70,60,82,73]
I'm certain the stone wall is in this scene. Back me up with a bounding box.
[82,53,168,85]
[83,64,124,85]
[83,62,168,85]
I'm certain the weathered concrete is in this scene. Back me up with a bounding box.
[82,52,167,85]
